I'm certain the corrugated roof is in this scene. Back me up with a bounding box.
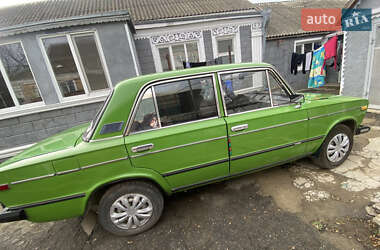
[0,0,259,36]
[255,0,355,39]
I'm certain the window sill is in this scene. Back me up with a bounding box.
[0,93,109,121]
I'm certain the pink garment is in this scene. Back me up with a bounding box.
[321,35,338,74]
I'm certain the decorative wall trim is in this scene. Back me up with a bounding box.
[211,26,239,37]
[151,31,202,45]
[251,22,263,31]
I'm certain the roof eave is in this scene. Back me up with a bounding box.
[0,10,131,38]
[133,9,261,25]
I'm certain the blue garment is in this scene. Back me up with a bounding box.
[308,46,326,88]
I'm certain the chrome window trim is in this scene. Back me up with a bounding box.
[230,118,309,137]
[89,135,123,143]
[151,87,162,129]
[125,73,221,136]
[266,69,274,107]
[85,89,114,142]
[128,116,220,136]
[9,156,129,185]
[216,66,295,117]
[130,135,227,158]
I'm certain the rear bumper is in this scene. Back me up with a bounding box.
[0,208,26,223]
[356,125,371,135]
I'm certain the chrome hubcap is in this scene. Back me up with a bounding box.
[327,133,350,162]
[110,193,153,230]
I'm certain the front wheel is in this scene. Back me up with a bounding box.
[98,181,164,236]
[312,124,353,169]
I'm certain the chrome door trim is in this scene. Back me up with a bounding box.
[124,73,222,136]
[308,107,359,120]
[56,168,81,176]
[10,173,55,185]
[230,118,308,137]
[130,135,227,158]
[81,156,129,170]
[10,156,129,185]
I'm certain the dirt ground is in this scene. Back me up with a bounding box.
[0,113,379,250]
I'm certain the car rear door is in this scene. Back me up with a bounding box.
[218,68,310,175]
[124,74,229,192]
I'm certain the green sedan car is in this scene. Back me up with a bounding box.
[0,63,370,236]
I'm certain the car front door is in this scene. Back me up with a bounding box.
[124,74,229,192]
[219,68,310,175]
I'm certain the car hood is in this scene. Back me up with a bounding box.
[301,92,335,101]
[0,123,89,167]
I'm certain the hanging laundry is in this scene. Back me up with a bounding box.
[305,51,313,71]
[322,35,338,73]
[291,53,306,75]
[308,46,326,88]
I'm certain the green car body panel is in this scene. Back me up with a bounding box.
[0,63,368,223]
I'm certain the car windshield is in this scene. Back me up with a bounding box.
[82,90,113,142]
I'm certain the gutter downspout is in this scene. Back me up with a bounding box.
[261,8,271,61]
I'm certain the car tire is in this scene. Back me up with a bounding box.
[98,181,164,236]
[312,124,353,169]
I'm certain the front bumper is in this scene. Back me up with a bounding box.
[356,125,371,135]
[0,208,26,223]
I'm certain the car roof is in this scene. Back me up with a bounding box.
[115,62,272,90]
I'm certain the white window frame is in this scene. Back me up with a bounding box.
[155,41,203,72]
[0,40,44,114]
[39,30,112,103]
[212,33,241,64]
[294,37,322,70]
[214,36,235,63]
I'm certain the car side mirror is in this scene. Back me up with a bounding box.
[290,94,305,108]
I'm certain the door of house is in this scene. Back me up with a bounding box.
[369,26,380,109]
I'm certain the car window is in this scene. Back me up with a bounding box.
[220,70,271,115]
[130,87,159,133]
[154,76,218,127]
[268,72,291,106]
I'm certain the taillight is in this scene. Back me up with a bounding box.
[0,184,9,191]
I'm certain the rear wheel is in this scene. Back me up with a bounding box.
[98,181,164,236]
[312,124,353,169]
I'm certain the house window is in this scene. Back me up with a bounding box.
[217,38,235,64]
[294,38,322,70]
[42,32,110,99]
[294,39,322,54]
[0,42,42,110]
[158,42,200,71]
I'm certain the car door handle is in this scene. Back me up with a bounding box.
[231,124,248,132]
[131,143,154,153]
